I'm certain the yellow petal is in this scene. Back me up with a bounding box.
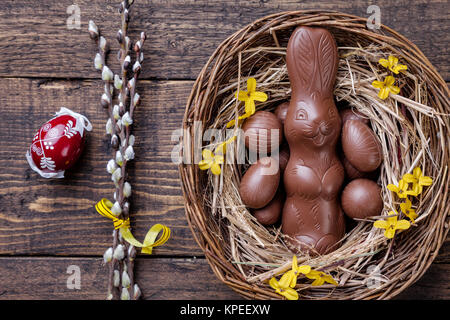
[395,219,410,231]
[419,176,433,186]
[280,271,296,288]
[384,227,396,239]
[323,274,338,286]
[252,91,268,102]
[399,199,411,214]
[198,160,212,170]
[214,154,224,165]
[292,255,298,270]
[386,214,398,224]
[378,58,389,68]
[405,210,418,223]
[374,220,388,230]
[288,272,298,288]
[236,90,249,102]
[305,270,320,280]
[402,173,416,183]
[244,99,256,116]
[384,75,396,87]
[398,179,408,191]
[298,265,311,275]
[392,64,407,74]
[280,287,299,300]
[311,278,324,286]
[413,167,422,178]
[202,149,214,161]
[388,56,398,67]
[246,77,256,93]
[387,184,399,193]
[372,80,385,89]
[269,277,280,290]
[409,183,422,196]
[211,163,222,175]
[389,85,400,95]
[378,87,390,100]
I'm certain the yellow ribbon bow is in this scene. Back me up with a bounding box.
[95,198,171,254]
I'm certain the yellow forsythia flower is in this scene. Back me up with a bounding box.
[281,256,312,288]
[373,213,410,239]
[198,149,224,175]
[269,277,299,300]
[387,179,414,199]
[402,167,433,196]
[226,77,268,128]
[400,198,418,223]
[372,75,400,100]
[379,56,408,74]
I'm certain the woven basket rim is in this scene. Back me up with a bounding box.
[179,10,450,300]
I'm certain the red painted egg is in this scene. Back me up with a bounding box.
[26,108,92,178]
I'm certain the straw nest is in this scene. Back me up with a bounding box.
[179,11,449,299]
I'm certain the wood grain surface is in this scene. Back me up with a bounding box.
[0,0,448,80]
[0,0,448,300]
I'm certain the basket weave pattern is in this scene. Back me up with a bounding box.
[180,11,449,299]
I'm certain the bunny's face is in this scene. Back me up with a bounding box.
[285,94,341,148]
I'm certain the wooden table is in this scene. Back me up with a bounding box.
[0,0,448,300]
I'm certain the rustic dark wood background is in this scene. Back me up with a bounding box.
[0,0,448,300]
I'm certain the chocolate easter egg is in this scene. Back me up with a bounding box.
[252,189,285,225]
[242,111,283,154]
[26,107,92,178]
[342,120,382,172]
[339,108,369,125]
[277,143,290,173]
[239,157,280,209]
[341,179,383,219]
[342,156,380,181]
[274,101,289,124]
[342,156,366,179]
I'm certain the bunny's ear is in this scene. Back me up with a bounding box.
[315,29,338,94]
[287,27,338,96]
[287,27,315,91]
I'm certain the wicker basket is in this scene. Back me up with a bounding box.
[179,11,449,300]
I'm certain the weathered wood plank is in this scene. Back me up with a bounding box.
[0,256,448,299]
[395,263,450,300]
[0,78,200,255]
[0,0,448,80]
[0,257,242,300]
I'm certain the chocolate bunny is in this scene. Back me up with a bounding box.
[239,27,384,255]
[281,26,345,255]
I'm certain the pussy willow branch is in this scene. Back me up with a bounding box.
[89,0,144,300]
